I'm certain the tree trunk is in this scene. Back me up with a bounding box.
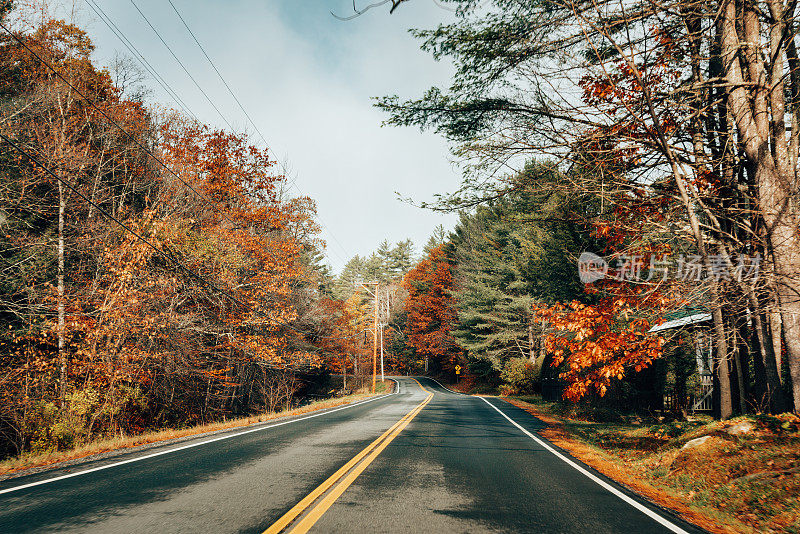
[732,318,747,414]
[718,0,800,414]
[752,299,786,412]
[528,312,536,362]
[777,272,800,413]
[712,308,734,418]
[765,0,800,414]
[58,177,66,408]
[770,311,783,384]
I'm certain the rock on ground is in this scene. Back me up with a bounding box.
[726,421,755,436]
[681,435,712,451]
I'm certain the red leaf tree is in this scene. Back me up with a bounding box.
[402,246,462,375]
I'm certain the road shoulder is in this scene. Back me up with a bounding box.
[501,397,759,534]
[0,382,397,483]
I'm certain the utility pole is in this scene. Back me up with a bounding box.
[379,323,385,381]
[372,283,378,393]
[379,285,389,382]
[357,281,379,394]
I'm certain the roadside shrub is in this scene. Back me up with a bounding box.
[22,386,147,453]
[501,357,538,394]
[587,407,625,423]
[25,389,100,453]
[498,384,515,396]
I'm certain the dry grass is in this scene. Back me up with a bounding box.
[505,396,800,534]
[0,380,394,477]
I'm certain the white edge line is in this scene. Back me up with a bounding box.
[479,397,691,534]
[425,377,463,395]
[0,380,399,497]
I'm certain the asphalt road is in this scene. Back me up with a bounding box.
[0,377,706,533]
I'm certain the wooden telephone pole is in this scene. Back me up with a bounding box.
[357,281,380,394]
[372,282,378,393]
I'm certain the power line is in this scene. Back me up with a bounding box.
[2,16,323,293]
[0,24,360,344]
[163,0,353,268]
[0,132,367,344]
[70,4,326,273]
[114,0,351,268]
[0,21,247,234]
[129,0,237,133]
[83,0,198,122]
[165,0,259,149]
[0,131,237,305]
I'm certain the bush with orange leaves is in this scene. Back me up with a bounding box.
[534,282,673,401]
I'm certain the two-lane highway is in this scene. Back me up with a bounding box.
[0,378,704,533]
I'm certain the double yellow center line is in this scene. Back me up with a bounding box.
[264,379,433,534]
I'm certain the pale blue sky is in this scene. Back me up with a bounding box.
[67,1,461,271]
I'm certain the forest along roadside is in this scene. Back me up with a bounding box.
[0,380,395,480]
[504,396,800,534]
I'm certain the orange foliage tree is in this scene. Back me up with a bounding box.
[402,245,462,376]
[534,284,672,401]
[159,119,319,369]
[314,297,356,381]
[0,9,328,455]
[532,195,685,401]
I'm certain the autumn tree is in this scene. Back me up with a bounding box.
[314,297,357,389]
[379,0,800,415]
[402,245,462,376]
[0,6,329,457]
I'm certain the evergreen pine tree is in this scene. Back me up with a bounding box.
[451,162,586,373]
